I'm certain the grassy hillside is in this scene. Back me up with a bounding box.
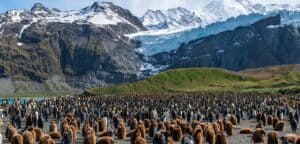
[88,65,300,95]
[0,92,71,98]
[240,64,300,79]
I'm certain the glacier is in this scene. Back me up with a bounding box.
[131,13,270,56]
[130,11,300,57]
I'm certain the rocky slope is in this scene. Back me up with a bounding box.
[150,15,300,71]
[0,2,145,94]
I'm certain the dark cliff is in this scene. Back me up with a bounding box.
[151,15,300,71]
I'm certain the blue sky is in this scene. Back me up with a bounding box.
[0,0,299,16]
[0,0,95,12]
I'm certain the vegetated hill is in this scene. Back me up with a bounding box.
[240,64,300,79]
[88,65,300,95]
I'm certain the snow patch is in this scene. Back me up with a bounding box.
[33,10,49,15]
[267,25,281,28]
[126,25,198,38]
[217,50,225,54]
[140,63,169,75]
[246,30,256,38]
[17,42,23,46]
[18,22,34,39]
[0,23,3,36]
[234,42,241,47]
[88,11,122,25]
[10,10,22,22]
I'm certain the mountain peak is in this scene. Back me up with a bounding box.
[142,7,202,30]
[89,2,105,12]
[167,7,196,17]
[169,6,188,12]
[144,9,164,16]
[142,10,167,29]
[31,3,50,12]
[89,1,115,12]
[100,2,114,7]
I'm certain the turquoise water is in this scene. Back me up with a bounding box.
[0,98,42,105]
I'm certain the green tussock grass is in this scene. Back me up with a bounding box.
[88,66,300,95]
[0,92,71,98]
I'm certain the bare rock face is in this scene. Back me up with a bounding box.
[0,22,143,89]
[0,2,145,91]
[151,15,300,71]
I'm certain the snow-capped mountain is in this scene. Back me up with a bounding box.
[149,14,300,72]
[141,7,203,30]
[140,0,257,30]
[0,2,144,32]
[197,0,256,24]
[132,10,300,56]
[140,0,300,31]
[0,2,146,90]
[131,0,300,58]
[141,10,167,30]
[131,10,300,73]
[200,0,300,19]
[133,14,270,56]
